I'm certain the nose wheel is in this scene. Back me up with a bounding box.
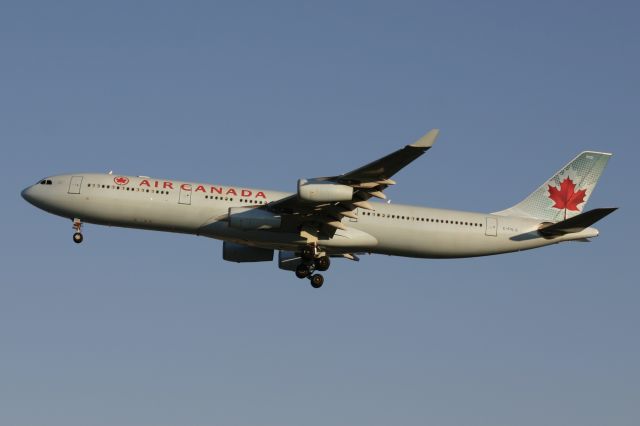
[72,219,84,244]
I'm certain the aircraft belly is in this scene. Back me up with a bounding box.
[353,221,552,258]
[66,196,218,233]
[198,222,378,252]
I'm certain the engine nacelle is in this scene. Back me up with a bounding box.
[278,250,303,271]
[223,242,274,262]
[228,207,281,230]
[297,179,353,203]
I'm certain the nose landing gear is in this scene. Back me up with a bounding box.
[72,219,84,244]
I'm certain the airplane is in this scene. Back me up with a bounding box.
[21,129,616,288]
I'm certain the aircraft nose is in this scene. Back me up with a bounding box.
[21,185,35,204]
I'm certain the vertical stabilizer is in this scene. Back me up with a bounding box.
[494,151,612,221]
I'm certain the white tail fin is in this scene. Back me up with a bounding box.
[494,151,612,221]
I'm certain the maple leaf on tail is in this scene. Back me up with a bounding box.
[548,177,587,219]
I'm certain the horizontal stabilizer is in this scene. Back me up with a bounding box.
[539,207,617,236]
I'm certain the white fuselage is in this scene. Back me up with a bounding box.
[21,173,599,258]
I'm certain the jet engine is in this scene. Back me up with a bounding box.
[223,242,274,262]
[297,179,353,202]
[228,207,281,230]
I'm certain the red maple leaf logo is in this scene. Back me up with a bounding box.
[548,177,587,219]
[114,176,129,185]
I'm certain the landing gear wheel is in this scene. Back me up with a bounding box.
[295,263,311,279]
[315,256,331,271]
[310,274,324,288]
[73,232,83,244]
[301,245,315,261]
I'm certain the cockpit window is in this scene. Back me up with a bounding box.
[46,180,52,185]
[39,179,53,185]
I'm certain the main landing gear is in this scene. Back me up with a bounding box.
[295,244,331,288]
[310,274,324,288]
[72,219,84,244]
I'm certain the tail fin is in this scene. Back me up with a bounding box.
[494,151,612,221]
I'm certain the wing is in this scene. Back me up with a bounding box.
[267,129,439,234]
[337,128,440,184]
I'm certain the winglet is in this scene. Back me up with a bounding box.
[410,129,440,148]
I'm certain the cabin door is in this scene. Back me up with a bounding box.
[179,186,192,205]
[68,176,83,194]
[485,216,498,236]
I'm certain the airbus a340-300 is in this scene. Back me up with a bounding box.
[22,130,616,288]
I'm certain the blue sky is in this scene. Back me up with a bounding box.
[1,1,638,425]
